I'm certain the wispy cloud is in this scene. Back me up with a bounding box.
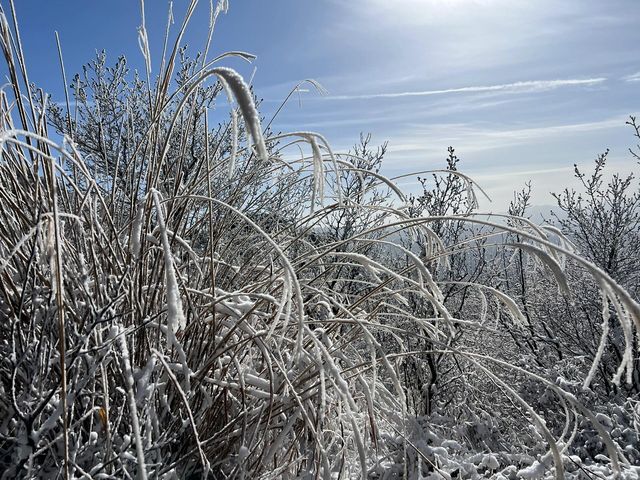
[385,116,626,159]
[325,77,607,101]
[478,116,625,141]
[622,72,640,83]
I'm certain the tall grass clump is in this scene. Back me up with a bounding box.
[0,2,639,479]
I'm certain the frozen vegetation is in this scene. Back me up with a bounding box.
[0,2,639,479]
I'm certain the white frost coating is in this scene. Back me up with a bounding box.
[243,373,270,391]
[0,224,40,275]
[442,439,462,451]
[202,0,229,64]
[595,412,613,429]
[516,460,546,479]
[138,0,151,75]
[509,242,570,295]
[145,233,160,245]
[610,284,635,386]
[447,281,527,326]
[130,200,145,259]
[272,131,343,208]
[300,133,325,212]
[216,76,238,177]
[238,445,250,462]
[117,329,148,480]
[583,287,611,389]
[152,190,186,337]
[482,453,500,470]
[137,26,152,75]
[135,355,157,405]
[212,67,268,162]
[206,289,270,320]
[228,98,238,177]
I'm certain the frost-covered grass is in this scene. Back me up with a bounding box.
[0,2,639,479]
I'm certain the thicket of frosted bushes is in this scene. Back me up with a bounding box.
[0,2,638,479]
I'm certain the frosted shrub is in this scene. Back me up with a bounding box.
[0,2,638,479]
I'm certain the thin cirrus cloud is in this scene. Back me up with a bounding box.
[388,116,627,158]
[324,77,607,101]
[622,72,640,83]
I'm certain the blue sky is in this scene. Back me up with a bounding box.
[5,0,640,207]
